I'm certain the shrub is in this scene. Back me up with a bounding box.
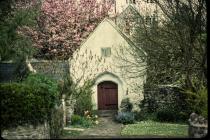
[70,114,93,128]
[74,80,94,116]
[71,115,83,125]
[59,74,75,98]
[84,110,99,123]
[156,108,177,122]
[181,86,208,119]
[133,110,157,121]
[23,73,60,99]
[115,112,135,124]
[79,118,94,128]
[0,73,60,130]
[120,98,133,112]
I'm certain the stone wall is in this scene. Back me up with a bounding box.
[1,122,50,139]
[28,59,70,80]
[188,113,208,138]
[1,105,64,139]
[0,61,26,82]
[0,60,70,82]
[142,85,185,112]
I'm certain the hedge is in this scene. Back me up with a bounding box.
[0,73,60,130]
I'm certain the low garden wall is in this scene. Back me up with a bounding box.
[28,59,70,80]
[1,122,50,139]
[0,61,26,82]
[0,59,70,82]
[188,113,208,138]
[1,105,64,139]
[142,85,185,112]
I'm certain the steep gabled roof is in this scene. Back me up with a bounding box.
[117,4,143,19]
[106,18,147,57]
[69,17,147,61]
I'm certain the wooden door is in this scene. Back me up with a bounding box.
[98,81,118,110]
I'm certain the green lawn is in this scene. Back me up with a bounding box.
[121,120,189,137]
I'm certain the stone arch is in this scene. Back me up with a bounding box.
[94,71,123,85]
[92,71,125,110]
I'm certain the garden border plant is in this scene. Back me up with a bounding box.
[115,98,135,124]
[0,73,60,131]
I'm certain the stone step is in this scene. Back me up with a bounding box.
[64,127,85,131]
[97,110,118,117]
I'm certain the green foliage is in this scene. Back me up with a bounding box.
[133,110,157,121]
[140,86,192,123]
[49,106,64,138]
[132,1,207,93]
[121,120,188,137]
[181,86,208,119]
[0,3,40,61]
[84,110,99,123]
[156,109,177,122]
[71,115,83,125]
[0,73,60,130]
[73,80,94,116]
[120,98,133,112]
[59,74,75,98]
[61,129,81,137]
[23,73,60,100]
[70,114,93,128]
[0,0,13,19]
[115,112,135,124]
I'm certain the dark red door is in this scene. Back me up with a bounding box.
[98,81,118,110]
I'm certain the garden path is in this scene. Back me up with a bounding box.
[60,116,124,139]
[80,116,123,137]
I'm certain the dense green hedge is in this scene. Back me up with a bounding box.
[0,73,59,130]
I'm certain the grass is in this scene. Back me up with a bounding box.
[60,129,82,138]
[121,120,189,137]
[60,117,95,138]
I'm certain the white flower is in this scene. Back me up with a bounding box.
[95,120,99,124]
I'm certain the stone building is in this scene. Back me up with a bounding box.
[69,1,154,111]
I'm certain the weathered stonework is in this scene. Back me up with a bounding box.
[0,61,28,82]
[69,18,147,112]
[142,85,185,112]
[28,59,70,80]
[1,122,50,139]
[188,113,208,138]
[0,60,70,82]
[1,105,64,139]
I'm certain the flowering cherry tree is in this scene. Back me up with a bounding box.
[20,0,113,59]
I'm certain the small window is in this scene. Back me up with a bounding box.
[129,0,136,4]
[147,0,154,3]
[145,16,152,25]
[152,14,158,23]
[101,47,111,57]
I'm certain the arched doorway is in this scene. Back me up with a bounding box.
[97,81,118,110]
